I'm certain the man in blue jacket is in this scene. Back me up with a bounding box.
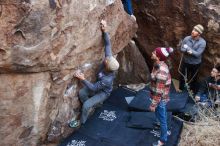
[178,24,206,93]
[69,20,119,127]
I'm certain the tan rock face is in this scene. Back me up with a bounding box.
[0,0,137,73]
[0,73,51,146]
[0,0,137,145]
[133,0,220,78]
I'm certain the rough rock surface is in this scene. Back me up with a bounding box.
[0,73,51,146]
[0,0,136,73]
[116,40,150,85]
[133,0,220,78]
[0,0,137,145]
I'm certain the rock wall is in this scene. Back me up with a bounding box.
[116,40,150,85]
[133,0,220,78]
[0,0,137,145]
[0,73,51,146]
[0,0,136,73]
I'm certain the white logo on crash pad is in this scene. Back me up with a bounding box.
[99,110,117,121]
[66,140,86,146]
[150,130,160,138]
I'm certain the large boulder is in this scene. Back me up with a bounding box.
[0,0,137,73]
[0,0,137,145]
[116,40,150,85]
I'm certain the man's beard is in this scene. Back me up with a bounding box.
[191,33,199,38]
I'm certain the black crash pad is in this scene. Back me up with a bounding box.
[128,88,151,112]
[104,86,136,110]
[78,104,128,139]
[59,132,99,146]
[167,91,189,112]
[137,117,183,146]
[59,87,184,146]
[128,89,189,112]
[60,116,183,146]
[126,112,172,130]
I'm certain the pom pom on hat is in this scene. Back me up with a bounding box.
[155,47,173,61]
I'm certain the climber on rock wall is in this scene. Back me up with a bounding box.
[69,20,119,128]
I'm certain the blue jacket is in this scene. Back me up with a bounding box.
[82,32,115,96]
[181,36,206,64]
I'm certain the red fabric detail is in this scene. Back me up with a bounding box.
[155,47,167,61]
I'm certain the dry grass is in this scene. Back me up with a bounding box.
[179,119,220,146]
[173,77,220,146]
[179,109,220,146]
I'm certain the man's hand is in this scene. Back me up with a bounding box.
[209,83,219,90]
[183,44,189,49]
[100,20,107,32]
[195,95,200,102]
[183,44,193,54]
[149,105,156,112]
[187,49,193,54]
[73,72,85,80]
[130,15,136,21]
